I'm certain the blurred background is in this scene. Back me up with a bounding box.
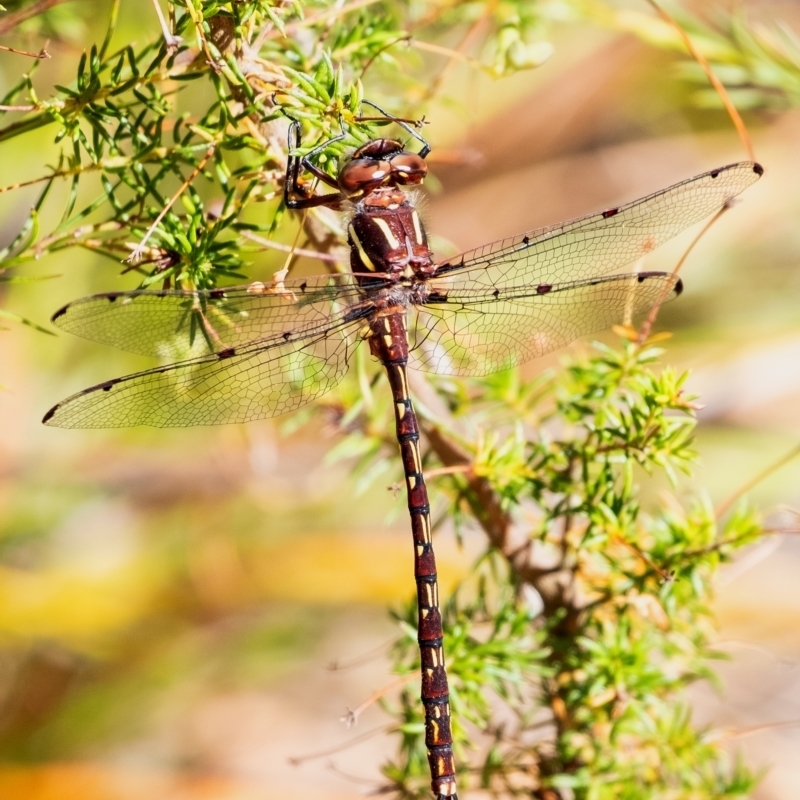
[0,1,798,798]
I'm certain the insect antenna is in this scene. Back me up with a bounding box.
[358,99,430,158]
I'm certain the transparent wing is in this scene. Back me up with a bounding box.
[50,273,376,358]
[408,272,681,376]
[43,316,366,428]
[432,162,762,291]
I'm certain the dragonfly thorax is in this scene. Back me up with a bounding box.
[348,196,435,283]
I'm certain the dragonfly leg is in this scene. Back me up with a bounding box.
[284,119,346,210]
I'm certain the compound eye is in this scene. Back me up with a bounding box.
[389,152,427,184]
[338,158,389,195]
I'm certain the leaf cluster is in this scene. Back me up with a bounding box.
[595,1,800,110]
[372,343,761,798]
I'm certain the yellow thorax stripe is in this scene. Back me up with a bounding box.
[348,223,377,271]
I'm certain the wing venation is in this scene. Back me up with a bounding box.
[44,316,364,428]
[409,272,680,376]
[51,273,375,358]
[432,162,761,291]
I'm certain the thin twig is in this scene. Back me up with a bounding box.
[611,533,675,584]
[127,142,216,263]
[636,203,731,345]
[281,204,315,274]
[358,35,411,81]
[715,442,800,519]
[647,0,755,161]
[0,0,69,35]
[0,104,37,112]
[287,724,392,766]
[424,464,474,479]
[240,230,341,263]
[327,639,393,671]
[150,0,182,52]
[324,761,380,787]
[340,673,417,727]
[0,143,214,194]
[707,718,800,743]
[272,0,383,39]
[418,1,497,103]
[410,38,476,65]
[0,43,50,59]
[422,424,526,572]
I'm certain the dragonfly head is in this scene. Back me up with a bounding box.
[339,139,427,198]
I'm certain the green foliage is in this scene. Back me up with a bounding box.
[593,1,800,110]
[0,0,562,300]
[366,343,762,798]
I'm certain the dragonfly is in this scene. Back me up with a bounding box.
[43,110,762,800]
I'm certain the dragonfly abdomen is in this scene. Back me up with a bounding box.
[370,310,458,799]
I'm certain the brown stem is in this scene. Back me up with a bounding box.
[340,672,417,727]
[647,0,755,162]
[287,724,393,766]
[715,441,800,519]
[0,43,50,59]
[127,142,217,262]
[240,229,342,264]
[421,423,511,552]
[636,203,732,345]
[421,422,574,615]
[0,0,69,34]
[611,533,674,583]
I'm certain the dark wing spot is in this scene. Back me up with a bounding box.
[536,284,552,295]
[282,331,292,341]
[300,282,308,292]
[99,381,117,392]
[107,294,119,302]
[522,235,530,244]
[492,288,500,298]
[209,289,226,299]
[602,208,619,219]
[637,271,683,295]
[343,304,374,323]
[426,291,449,303]
[217,347,236,359]
[51,306,68,323]
[42,406,56,424]
[710,170,720,179]
[753,163,764,176]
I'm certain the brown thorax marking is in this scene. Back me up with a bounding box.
[348,197,434,282]
[372,304,405,321]
[362,187,408,208]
